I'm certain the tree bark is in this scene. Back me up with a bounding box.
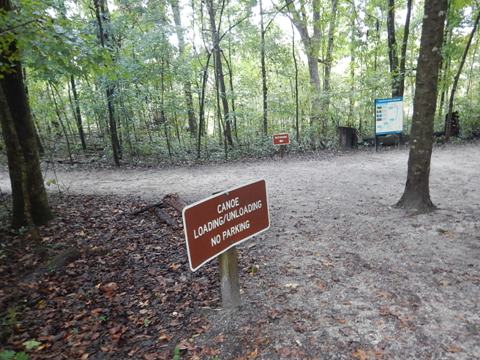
[397,0,448,212]
[445,10,480,141]
[0,0,52,227]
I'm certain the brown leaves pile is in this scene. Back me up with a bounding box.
[0,194,223,359]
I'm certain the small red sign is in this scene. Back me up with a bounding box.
[273,133,290,145]
[182,180,270,271]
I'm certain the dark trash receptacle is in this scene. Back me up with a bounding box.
[338,126,358,149]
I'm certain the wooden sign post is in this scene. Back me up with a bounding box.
[273,133,290,158]
[218,248,240,309]
[182,180,270,309]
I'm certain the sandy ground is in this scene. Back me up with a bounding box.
[1,144,479,358]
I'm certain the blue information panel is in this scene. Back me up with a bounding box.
[375,97,403,135]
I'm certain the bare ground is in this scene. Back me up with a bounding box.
[1,143,479,359]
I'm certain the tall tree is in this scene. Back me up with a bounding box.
[170,0,198,138]
[0,0,52,228]
[386,0,400,97]
[205,0,234,147]
[260,0,268,135]
[322,0,338,127]
[398,0,413,97]
[70,75,87,151]
[387,0,412,98]
[445,9,480,141]
[285,0,322,130]
[396,0,448,211]
[93,0,122,166]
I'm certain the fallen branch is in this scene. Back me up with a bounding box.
[154,208,178,228]
[131,202,163,215]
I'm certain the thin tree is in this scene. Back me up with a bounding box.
[205,0,233,147]
[445,9,480,141]
[398,0,413,97]
[396,0,448,212]
[93,0,121,166]
[322,0,338,128]
[170,0,198,138]
[260,0,268,135]
[70,75,87,150]
[387,0,412,98]
[284,0,322,131]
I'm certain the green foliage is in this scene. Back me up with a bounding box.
[22,340,40,351]
[1,0,477,165]
[0,350,28,360]
[172,346,181,360]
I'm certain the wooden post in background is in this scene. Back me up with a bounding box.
[218,247,241,309]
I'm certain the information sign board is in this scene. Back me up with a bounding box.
[375,97,403,135]
[182,180,270,271]
[273,133,290,145]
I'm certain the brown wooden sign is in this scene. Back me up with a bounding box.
[182,180,270,271]
[273,133,290,145]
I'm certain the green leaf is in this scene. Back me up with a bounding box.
[23,340,41,351]
[14,353,28,360]
[0,350,16,360]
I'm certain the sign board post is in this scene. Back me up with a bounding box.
[182,180,270,308]
[374,97,403,151]
[273,133,290,158]
[218,248,240,309]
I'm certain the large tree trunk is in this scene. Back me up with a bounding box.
[445,10,480,141]
[170,0,197,138]
[396,0,448,212]
[0,0,52,227]
[206,0,233,147]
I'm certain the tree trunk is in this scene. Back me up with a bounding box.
[387,0,400,97]
[93,0,121,166]
[445,10,480,141]
[291,22,300,143]
[0,0,52,227]
[70,75,87,150]
[322,0,338,128]
[206,0,233,147]
[170,0,197,137]
[398,0,413,97]
[260,0,268,135]
[286,0,322,131]
[396,0,448,212]
[23,68,45,155]
[197,52,211,158]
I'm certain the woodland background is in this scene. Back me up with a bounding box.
[1,0,479,166]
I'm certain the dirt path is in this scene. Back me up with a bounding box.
[1,144,479,358]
